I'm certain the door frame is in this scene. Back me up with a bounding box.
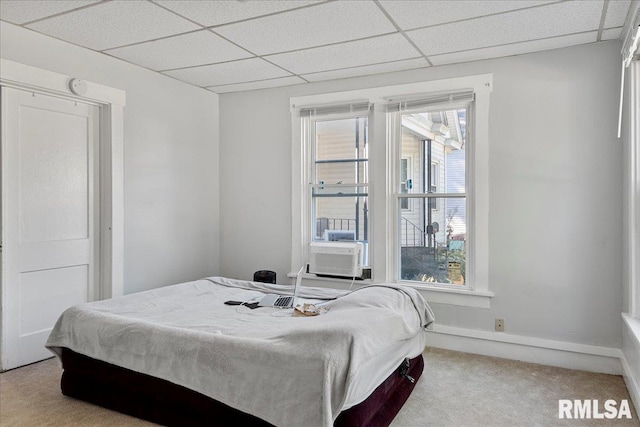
[0,59,125,368]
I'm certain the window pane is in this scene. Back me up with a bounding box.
[400,158,409,210]
[314,194,369,265]
[400,158,408,182]
[315,117,368,161]
[316,160,368,184]
[399,197,466,284]
[314,195,369,242]
[400,108,466,194]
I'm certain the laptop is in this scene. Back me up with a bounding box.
[258,266,304,308]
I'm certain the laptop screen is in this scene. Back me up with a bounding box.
[292,265,305,303]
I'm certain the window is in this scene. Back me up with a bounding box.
[430,161,439,211]
[295,102,372,269]
[394,100,470,286]
[400,158,411,210]
[312,114,370,263]
[291,75,492,307]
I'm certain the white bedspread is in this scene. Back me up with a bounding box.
[46,278,434,427]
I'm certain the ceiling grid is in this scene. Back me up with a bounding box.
[0,0,633,93]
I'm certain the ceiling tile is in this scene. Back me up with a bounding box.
[26,1,200,51]
[163,58,292,87]
[266,33,421,75]
[604,0,631,28]
[302,58,429,82]
[207,76,306,93]
[601,27,623,41]
[154,0,320,27]
[214,1,397,56]
[429,32,597,66]
[104,30,252,71]
[406,1,603,56]
[0,0,99,25]
[379,0,558,31]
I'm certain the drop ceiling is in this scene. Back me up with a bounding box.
[0,0,633,94]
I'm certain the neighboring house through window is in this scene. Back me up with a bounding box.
[400,157,411,211]
[396,103,468,285]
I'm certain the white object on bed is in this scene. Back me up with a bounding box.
[46,277,434,427]
[258,265,304,307]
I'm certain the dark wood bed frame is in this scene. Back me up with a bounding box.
[59,348,424,427]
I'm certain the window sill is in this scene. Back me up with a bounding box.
[622,313,640,349]
[290,272,492,308]
[287,272,374,290]
[401,283,493,308]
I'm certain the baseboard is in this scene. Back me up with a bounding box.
[425,324,622,375]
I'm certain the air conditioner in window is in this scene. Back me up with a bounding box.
[323,229,356,242]
[309,241,363,278]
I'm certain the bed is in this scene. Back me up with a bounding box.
[46,277,434,427]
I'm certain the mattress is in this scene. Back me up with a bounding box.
[59,348,425,427]
[47,277,434,427]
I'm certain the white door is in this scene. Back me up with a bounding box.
[1,87,99,370]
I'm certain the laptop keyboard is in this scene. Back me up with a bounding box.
[274,296,293,307]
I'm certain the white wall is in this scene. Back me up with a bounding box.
[219,41,623,350]
[0,23,220,294]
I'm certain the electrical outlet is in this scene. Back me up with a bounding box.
[495,318,505,332]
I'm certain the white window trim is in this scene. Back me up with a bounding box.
[630,61,640,318]
[291,75,493,307]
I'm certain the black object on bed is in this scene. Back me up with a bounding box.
[60,348,424,427]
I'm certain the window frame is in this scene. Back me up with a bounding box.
[630,61,640,318]
[291,74,493,307]
[393,103,470,288]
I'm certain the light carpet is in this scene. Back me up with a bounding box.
[0,347,637,426]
